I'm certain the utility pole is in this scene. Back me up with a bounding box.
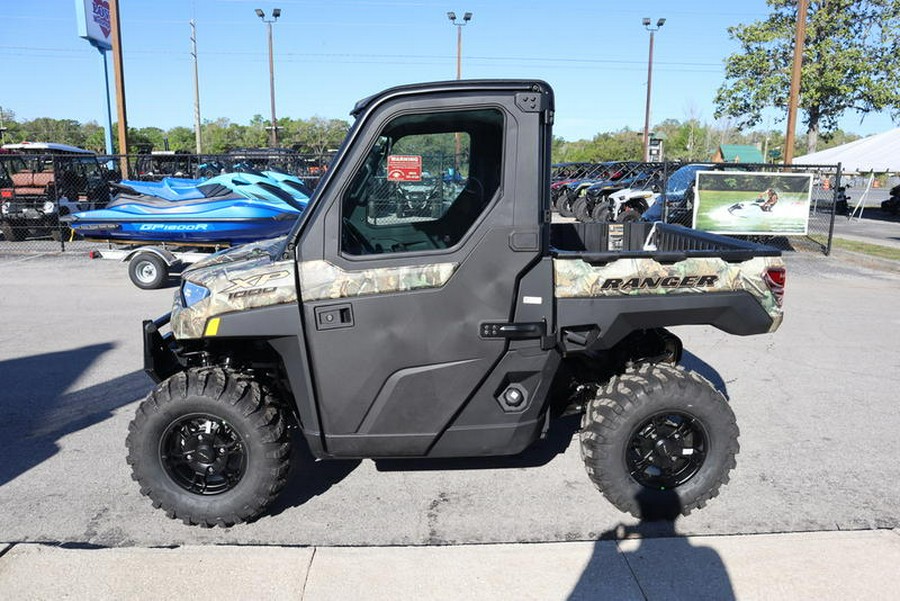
[642,17,665,162]
[109,0,129,176]
[255,8,281,147]
[784,0,809,165]
[191,20,202,154]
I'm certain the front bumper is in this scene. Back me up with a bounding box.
[2,206,53,221]
[143,312,183,383]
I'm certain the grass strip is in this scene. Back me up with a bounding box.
[828,237,900,261]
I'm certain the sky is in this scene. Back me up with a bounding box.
[1,0,897,143]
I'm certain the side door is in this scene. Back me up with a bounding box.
[299,94,542,457]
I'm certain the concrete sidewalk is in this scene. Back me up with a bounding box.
[1,529,898,600]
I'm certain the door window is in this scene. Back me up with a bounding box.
[341,108,503,256]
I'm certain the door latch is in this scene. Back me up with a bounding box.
[315,303,354,331]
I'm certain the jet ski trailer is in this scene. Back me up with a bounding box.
[87,239,230,290]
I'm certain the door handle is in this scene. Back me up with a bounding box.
[314,303,354,331]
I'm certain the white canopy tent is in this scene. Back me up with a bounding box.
[794,127,900,173]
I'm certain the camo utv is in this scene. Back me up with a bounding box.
[129,80,785,526]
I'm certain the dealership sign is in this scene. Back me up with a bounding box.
[75,0,113,50]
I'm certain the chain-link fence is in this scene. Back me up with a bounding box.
[0,152,867,256]
[552,161,667,223]
[0,150,335,251]
[364,151,469,229]
[551,160,843,254]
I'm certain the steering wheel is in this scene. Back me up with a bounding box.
[341,218,375,255]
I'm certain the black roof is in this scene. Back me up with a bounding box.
[351,79,553,117]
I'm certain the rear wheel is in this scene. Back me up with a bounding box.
[126,368,292,526]
[572,197,592,222]
[617,209,641,223]
[591,204,611,223]
[557,193,575,218]
[128,252,169,290]
[1,221,26,242]
[49,223,74,242]
[580,363,738,519]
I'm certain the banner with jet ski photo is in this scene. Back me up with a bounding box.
[693,171,813,235]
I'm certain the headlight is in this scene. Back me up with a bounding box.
[43,201,57,213]
[181,281,210,307]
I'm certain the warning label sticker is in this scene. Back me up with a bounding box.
[387,155,422,181]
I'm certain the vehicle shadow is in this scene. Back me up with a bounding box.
[681,350,729,399]
[266,433,361,517]
[269,413,581,516]
[0,344,153,487]
[841,208,900,224]
[374,413,581,472]
[569,490,735,600]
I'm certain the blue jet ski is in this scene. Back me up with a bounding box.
[112,171,310,203]
[67,176,308,245]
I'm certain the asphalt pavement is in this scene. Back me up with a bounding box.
[1,246,899,598]
[831,208,900,249]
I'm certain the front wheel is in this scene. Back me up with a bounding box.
[580,363,738,519]
[126,368,292,526]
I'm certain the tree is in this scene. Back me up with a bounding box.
[17,118,87,147]
[201,118,246,153]
[166,127,196,152]
[0,107,19,144]
[714,0,900,154]
[129,127,167,151]
[81,122,106,152]
[552,129,643,163]
[285,116,349,157]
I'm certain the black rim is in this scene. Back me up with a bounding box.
[160,413,247,495]
[626,411,707,489]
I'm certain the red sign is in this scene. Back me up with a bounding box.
[387,155,422,181]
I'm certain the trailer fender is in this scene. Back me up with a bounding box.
[123,246,179,267]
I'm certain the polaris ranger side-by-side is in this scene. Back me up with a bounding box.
[130,81,785,526]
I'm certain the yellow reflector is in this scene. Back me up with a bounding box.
[204,317,221,337]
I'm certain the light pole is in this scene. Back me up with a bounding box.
[255,8,281,147]
[642,17,665,162]
[447,12,472,170]
[447,11,472,80]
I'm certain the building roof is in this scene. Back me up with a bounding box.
[794,128,900,173]
[1,142,95,155]
[717,144,764,163]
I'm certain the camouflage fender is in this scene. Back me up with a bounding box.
[554,256,784,331]
[172,258,298,340]
[297,260,457,302]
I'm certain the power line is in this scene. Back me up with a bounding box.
[0,45,722,68]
